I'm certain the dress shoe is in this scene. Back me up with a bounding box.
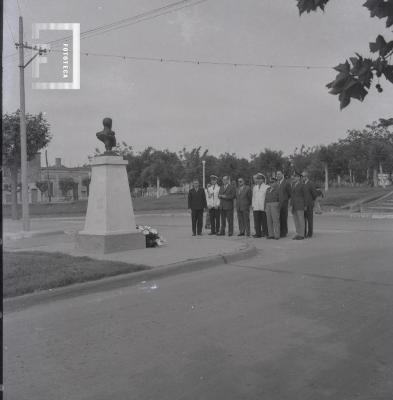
[192,233,196,236]
[228,233,233,237]
[252,234,262,238]
[294,236,304,240]
[267,236,274,240]
[208,232,215,235]
[217,232,225,236]
[237,233,245,236]
[197,233,202,236]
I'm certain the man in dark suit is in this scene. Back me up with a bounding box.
[236,177,252,236]
[188,179,207,236]
[302,171,318,238]
[218,176,236,236]
[290,173,306,240]
[277,170,291,238]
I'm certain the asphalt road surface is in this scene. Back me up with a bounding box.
[5,215,393,400]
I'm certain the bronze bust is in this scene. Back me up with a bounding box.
[96,117,117,154]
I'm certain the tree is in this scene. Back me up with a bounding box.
[36,181,49,198]
[139,149,184,188]
[251,149,286,177]
[297,0,393,115]
[2,111,51,219]
[59,177,75,198]
[317,146,334,191]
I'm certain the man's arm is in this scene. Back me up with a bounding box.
[228,185,236,200]
[286,181,292,199]
[310,183,318,200]
[188,191,192,209]
[202,189,208,209]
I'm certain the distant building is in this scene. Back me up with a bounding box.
[40,157,90,201]
[2,153,90,204]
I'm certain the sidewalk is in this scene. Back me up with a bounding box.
[4,214,255,268]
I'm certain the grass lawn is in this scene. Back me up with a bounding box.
[320,186,390,208]
[133,193,187,211]
[2,193,188,218]
[3,188,391,217]
[4,251,149,298]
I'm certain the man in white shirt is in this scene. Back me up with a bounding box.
[252,173,269,238]
[205,175,221,235]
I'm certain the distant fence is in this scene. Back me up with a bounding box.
[132,187,169,198]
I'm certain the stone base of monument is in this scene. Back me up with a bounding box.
[76,231,145,254]
[76,155,145,254]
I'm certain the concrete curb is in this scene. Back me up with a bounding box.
[341,190,393,210]
[350,212,393,219]
[4,242,258,314]
[4,230,66,240]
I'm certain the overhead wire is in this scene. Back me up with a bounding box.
[47,48,333,70]
[48,0,210,48]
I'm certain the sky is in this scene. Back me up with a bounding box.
[3,0,393,167]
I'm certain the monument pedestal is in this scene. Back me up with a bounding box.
[76,155,145,254]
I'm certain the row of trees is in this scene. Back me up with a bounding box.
[96,121,393,190]
[35,177,91,199]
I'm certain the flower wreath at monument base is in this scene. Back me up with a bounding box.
[136,225,167,248]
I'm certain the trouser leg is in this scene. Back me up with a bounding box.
[253,211,261,236]
[271,202,280,239]
[280,202,288,236]
[209,209,216,233]
[237,210,245,234]
[297,210,305,237]
[220,209,226,234]
[196,209,203,234]
[191,210,197,234]
[228,209,234,235]
[266,203,274,237]
[304,206,314,237]
[214,209,220,233]
[292,209,299,236]
[261,211,268,237]
[244,209,250,235]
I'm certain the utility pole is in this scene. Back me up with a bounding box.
[45,150,51,202]
[18,16,29,231]
[16,16,47,230]
[202,160,206,188]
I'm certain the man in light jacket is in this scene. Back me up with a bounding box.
[252,173,269,238]
[205,175,221,235]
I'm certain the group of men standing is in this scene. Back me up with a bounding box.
[187,171,320,240]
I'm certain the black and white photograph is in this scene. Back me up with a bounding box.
[2,0,393,399]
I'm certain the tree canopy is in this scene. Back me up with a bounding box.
[296,0,393,113]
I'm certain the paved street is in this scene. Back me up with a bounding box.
[4,214,393,400]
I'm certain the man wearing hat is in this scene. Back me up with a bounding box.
[265,177,280,239]
[302,171,318,238]
[252,173,269,238]
[205,175,221,235]
[276,170,292,238]
[218,176,236,236]
[236,177,252,236]
[290,173,306,240]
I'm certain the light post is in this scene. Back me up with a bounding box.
[202,160,206,188]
